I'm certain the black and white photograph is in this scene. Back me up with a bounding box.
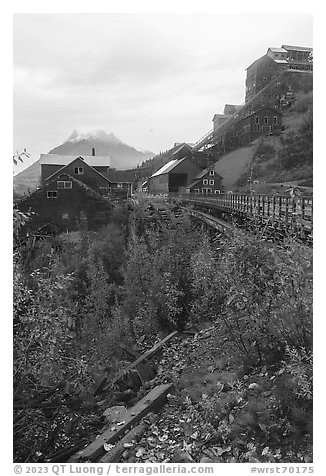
[12,6,314,471]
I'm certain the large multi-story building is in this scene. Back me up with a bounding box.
[245,45,312,102]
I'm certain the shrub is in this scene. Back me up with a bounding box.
[218,235,312,367]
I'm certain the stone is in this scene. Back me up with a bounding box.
[103,406,127,423]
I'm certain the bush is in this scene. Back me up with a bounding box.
[291,92,313,114]
[216,235,312,367]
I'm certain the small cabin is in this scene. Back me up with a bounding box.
[186,168,223,194]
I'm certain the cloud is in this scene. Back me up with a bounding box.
[13,13,313,159]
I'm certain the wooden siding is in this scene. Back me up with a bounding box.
[18,173,113,231]
[43,157,110,191]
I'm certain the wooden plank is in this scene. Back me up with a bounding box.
[119,343,156,383]
[99,422,148,463]
[68,383,174,463]
[110,331,178,388]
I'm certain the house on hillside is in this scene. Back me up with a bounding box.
[235,105,283,145]
[186,168,223,194]
[18,172,113,232]
[149,142,193,174]
[147,157,201,194]
[40,153,111,186]
[18,153,117,232]
[212,104,282,153]
[212,104,241,131]
[245,45,313,102]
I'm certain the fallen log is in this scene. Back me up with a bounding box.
[109,331,178,388]
[68,383,173,463]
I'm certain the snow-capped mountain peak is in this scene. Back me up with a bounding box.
[66,129,122,144]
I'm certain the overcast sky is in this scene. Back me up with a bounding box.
[13,13,313,172]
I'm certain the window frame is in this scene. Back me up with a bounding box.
[47,191,58,199]
[209,170,214,176]
[209,179,215,186]
[203,179,209,185]
[74,166,84,175]
[57,180,72,189]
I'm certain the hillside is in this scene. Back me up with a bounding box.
[13,130,155,195]
[214,91,313,194]
[213,144,259,190]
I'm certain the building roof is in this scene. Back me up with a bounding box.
[150,157,188,178]
[187,168,223,189]
[267,47,287,53]
[40,154,111,167]
[223,104,241,115]
[19,172,113,206]
[171,143,192,156]
[45,156,111,183]
[282,45,313,52]
[106,169,135,183]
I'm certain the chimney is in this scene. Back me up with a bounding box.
[92,147,96,156]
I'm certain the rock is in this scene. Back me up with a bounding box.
[248,383,260,391]
[103,406,127,423]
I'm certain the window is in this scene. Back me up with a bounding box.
[47,191,58,199]
[255,124,260,132]
[74,166,84,175]
[255,116,259,124]
[117,183,123,188]
[203,179,208,185]
[264,117,268,124]
[215,190,221,194]
[209,179,215,185]
[194,189,200,193]
[209,170,214,176]
[273,116,278,124]
[62,212,69,220]
[57,181,72,189]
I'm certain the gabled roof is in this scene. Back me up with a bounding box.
[267,47,287,53]
[150,157,188,178]
[53,173,113,203]
[172,143,192,156]
[40,153,111,167]
[45,156,111,183]
[282,45,313,52]
[187,168,223,188]
[19,172,113,206]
